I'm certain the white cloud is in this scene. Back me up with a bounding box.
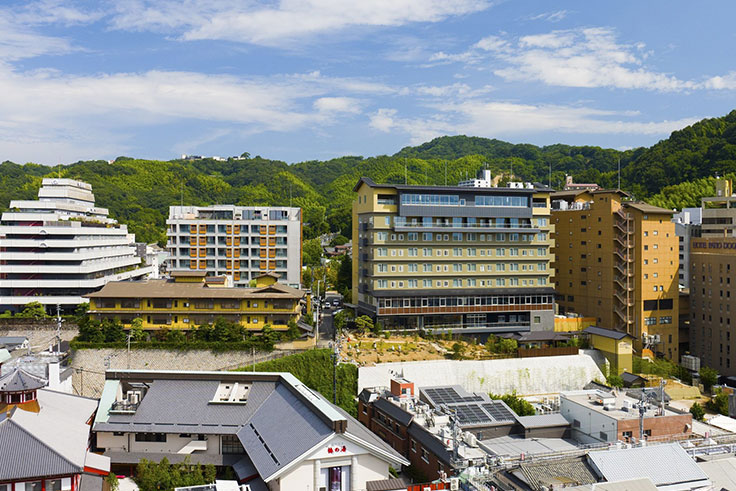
[108,0,491,46]
[0,17,77,61]
[431,27,705,92]
[370,100,699,144]
[313,97,362,114]
[0,65,387,164]
[528,10,569,23]
[702,72,736,90]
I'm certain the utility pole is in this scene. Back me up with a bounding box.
[55,304,62,354]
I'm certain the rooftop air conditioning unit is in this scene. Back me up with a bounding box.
[127,390,142,405]
[449,478,460,491]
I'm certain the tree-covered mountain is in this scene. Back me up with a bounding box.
[1,109,735,247]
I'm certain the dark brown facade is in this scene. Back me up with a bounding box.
[690,238,736,376]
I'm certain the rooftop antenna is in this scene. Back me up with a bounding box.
[549,162,552,188]
[404,159,408,185]
[444,161,447,186]
[289,181,293,208]
[617,158,621,190]
[180,181,184,207]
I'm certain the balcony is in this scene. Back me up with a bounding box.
[393,219,539,233]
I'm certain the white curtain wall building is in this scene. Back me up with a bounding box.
[0,178,153,311]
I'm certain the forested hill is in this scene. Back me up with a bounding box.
[1,109,735,246]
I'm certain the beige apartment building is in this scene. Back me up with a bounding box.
[552,190,679,360]
[352,176,555,334]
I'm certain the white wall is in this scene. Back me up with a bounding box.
[560,397,617,444]
[97,432,221,455]
[358,354,605,396]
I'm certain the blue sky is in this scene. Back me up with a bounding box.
[1,0,735,165]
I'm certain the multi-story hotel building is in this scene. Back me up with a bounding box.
[0,178,152,312]
[166,205,301,288]
[352,176,555,334]
[86,271,306,332]
[701,178,736,238]
[551,190,679,360]
[689,237,736,375]
[688,180,736,375]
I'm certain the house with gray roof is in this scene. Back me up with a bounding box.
[93,370,407,491]
[0,367,110,491]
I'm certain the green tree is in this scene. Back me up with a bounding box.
[700,366,719,392]
[77,317,104,343]
[706,390,729,416]
[330,234,349,246]
[101,318,126,343]
[354,315,374,333]
[690,402,706,421]
[129,317,146,341]
[606,374,624,388]
[335,254,352,298]
[450,342,466,360]
[18,301,47,319]
[490,392,535,416]
[333,309,354,332]
[303,238,323,267]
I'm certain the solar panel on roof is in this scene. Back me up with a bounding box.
[423,387,486,406]
[454,404,489,424]
[482,403,515,422]
[423,387,463,405]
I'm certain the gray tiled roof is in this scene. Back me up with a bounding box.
[583,326,630,340]
[373,397,413,426]
[366,477,409,491]
[238,382,333,480]
[407,422,452,465]
[587,443,709,487]
[96,379,276,434]
[330,402,407,465]
[0,368,47,392]
[518,457,597,490]
[517,413,570,429]
[0,416,81,480]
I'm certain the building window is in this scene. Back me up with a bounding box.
[421,448,429,463]
[222,435,245,454]
[135,433,167,442]
[644,317,657,326]
[660,316,672,324]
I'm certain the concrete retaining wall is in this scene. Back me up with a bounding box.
[70,348,296,398]
[358,352,605,396]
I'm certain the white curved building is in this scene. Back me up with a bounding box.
[0,178,153,312]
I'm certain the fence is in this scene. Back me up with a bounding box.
[518,346,579,358]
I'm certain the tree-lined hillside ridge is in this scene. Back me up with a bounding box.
[1,109,735,246]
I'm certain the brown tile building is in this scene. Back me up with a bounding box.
[552,190,680,359]
[689,237,736,375]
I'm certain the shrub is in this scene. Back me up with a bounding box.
[489,392,535,416]
[606,374,624,388]
[690,402,706,421]
[700,366,718,392]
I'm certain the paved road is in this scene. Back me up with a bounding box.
[318,307,335,347]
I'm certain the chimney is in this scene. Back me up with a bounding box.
[390,377,415,400]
